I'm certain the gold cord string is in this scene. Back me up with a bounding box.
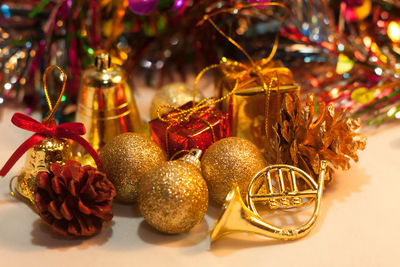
[157,2,290,123]
[197,2,289,66]
[201,17,255,66]
[42,65,67,122]
[197,3,289,140]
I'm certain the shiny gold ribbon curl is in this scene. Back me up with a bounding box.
[43,65,67,123]
[156,3,291,153]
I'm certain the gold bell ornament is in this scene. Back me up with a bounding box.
[76,51,144,153]
[0,65,101,203]
[210,161,327,242]
[14,138,72,202]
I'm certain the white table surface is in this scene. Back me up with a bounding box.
[0,81,399,267]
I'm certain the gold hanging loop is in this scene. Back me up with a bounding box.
[42,65,67,122]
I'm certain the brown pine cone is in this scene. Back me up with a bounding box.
[264,94,366,184]
[34,160,116,237]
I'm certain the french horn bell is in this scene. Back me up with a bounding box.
[210,160,327,242]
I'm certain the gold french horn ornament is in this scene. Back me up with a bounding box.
[210,160,327,242]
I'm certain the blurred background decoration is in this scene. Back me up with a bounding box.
[0,0,399,125]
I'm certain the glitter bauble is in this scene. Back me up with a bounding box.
[149,83,204,120]
[138,160,208,234]
[100,133,166,203]
[201,137,267,204]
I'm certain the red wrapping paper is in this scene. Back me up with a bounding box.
[149,102,231,159]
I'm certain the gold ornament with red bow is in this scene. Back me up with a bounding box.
[0,65,101,204]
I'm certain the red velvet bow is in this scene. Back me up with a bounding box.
[0,113,102,177]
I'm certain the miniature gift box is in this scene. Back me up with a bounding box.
[217,60,300,151]
[149,102,231,159]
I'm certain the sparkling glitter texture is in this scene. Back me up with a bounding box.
[138,161,208,234]
[201,137,267,204]
[100,133,166,203]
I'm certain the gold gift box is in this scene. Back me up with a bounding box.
[217,61,300,148]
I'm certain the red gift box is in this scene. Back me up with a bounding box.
[149,102,231,159]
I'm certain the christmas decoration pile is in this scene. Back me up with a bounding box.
[0,2,370,247]
[1,0,400,127]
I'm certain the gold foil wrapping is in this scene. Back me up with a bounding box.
[217,60,300,149]
[76,53,144,152]
[16,137,72,202]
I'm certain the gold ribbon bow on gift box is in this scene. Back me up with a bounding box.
[154,2,301,160]
[195,3,300,145]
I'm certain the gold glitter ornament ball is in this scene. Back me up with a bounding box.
[201,137,267,204]
[138,161,208,234]
[100,133,166,203]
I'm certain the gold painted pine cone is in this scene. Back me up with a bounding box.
[264,94,366,184]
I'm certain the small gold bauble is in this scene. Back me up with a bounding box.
[16,137,72,202]
[201,137,267,204]
[100,133,166,203]
[149,83,204,120]
[138,161,208,234]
